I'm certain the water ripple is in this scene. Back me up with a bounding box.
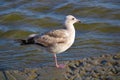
[0,0,120,69]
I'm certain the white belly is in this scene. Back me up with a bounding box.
[48,33,75,54]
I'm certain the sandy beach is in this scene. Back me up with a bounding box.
[0,53,119,80]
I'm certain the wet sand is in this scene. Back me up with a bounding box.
[0,53,119,80]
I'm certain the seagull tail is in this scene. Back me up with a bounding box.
[15,34,38,45]
[15,37,35,45]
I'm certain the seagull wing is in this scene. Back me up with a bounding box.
[34,29,68,47]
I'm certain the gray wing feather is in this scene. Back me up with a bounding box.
[34,29,68,47]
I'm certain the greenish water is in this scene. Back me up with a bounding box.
[0,0,120,69]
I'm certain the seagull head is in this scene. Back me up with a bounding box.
[65,15,81,24]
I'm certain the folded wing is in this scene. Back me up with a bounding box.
[34,29,68,47]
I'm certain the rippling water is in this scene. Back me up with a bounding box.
[0,0,120,69]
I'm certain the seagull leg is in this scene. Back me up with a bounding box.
[54,54,65,68]
[54,54,59,68]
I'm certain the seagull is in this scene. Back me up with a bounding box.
[17,15,81,68]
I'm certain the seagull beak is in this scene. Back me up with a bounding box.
[77,19,81,23]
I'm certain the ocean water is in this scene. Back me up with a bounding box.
[0,0,120,69]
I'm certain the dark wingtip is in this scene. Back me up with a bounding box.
[15,39,27,45]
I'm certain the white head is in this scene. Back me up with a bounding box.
[65,15,81,25]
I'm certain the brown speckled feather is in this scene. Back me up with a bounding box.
[34,29,68,47]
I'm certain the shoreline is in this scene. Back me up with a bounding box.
[0,53,119,80]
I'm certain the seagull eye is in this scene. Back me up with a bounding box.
[72,18,74,20]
